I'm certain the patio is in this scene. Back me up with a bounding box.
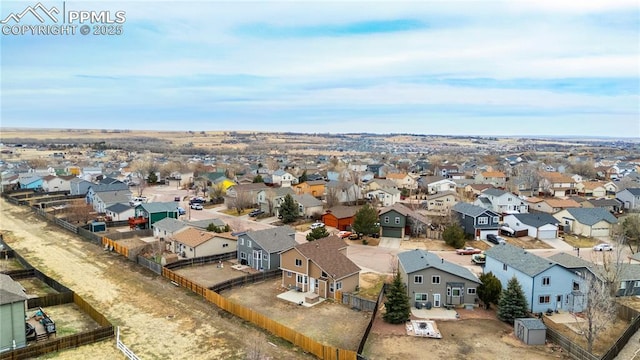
[277,289,325,307]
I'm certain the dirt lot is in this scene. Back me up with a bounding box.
[18,277,60,296]
[0,200,314,360]
[221,279,371,351]
[363,314,570,360]
[30,303,102,337]
[173,262,245,288]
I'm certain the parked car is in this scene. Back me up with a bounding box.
[368,232,380,238]
[189,197,206,204]
[174,196,181,202]
[310,222,325,230]
[348,233,362,240]
[487,234,506,245]
[593,243,614,251]
[471,253,486,265]
[456,247,482,255]
[190,203,203,210]
[177,207,186,215]
[337,231,352,239]
[248,209,264,217]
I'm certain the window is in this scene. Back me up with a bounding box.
[384,216,390,223]
[539,295,550,304]
[222,243,228,248]
[452,288,461,297]
[432,276,440,284]
[503,264,508,271]
[240,238,244,245]
[492,216,499,223]
[287,271,292,277]
[336,282,342,290]
[467,288,476,295]
[414,275,423,284]
[240,252,247,259]
[542,277,550,286]
[447,288,451,296]
[394,217,400,224]
[247,240,252,248]
[478,217,488,225]
[263,254,268,260]
[635,281,640,288]
[573,281,580,291]
[415,293,428,301]
[297,274,307,283]
[295,259,302,267]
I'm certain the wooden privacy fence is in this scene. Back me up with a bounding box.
[342,293,377,312]
[163,268,358,360]
[599,304,640,360]
[165,251,238,270]
[209,269,281,293]
[357,284,386,354]
[137,256,162,274]
[543,321,598,360]
[0,327,114,360]
[102,236,129,258]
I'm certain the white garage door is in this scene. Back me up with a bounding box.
[479,229,498,240]
[537,230,557,240]
[591,227,610,238]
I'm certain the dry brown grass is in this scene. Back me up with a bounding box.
[562,234,600,248]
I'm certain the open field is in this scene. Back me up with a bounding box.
[221,278,371,351]
[0,200,314,360]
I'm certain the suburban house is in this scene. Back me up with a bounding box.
[18,175,43,190]
[0,274,28,352]
[437,165,465,179]
[617,188,640,211]
[171,227,236,258]
[130,202,179,230]
[187,218,227,231]
[85,182,129,205]
[321,206,361,231]
[324,180,361,205]
[153,217,189,240]
[616,264,640,297]
[366,188,401,207]
[475,171,507,188]
[576,181,607,198]
[363,178,397,193]
[257,187,296,216]
[464,183,494,197]
[271,170,296,187]
[553,208,618,239]
[293,180,327,198]
[91,190,132,214]
[422,177,457,195]
[105,203,135,221]
[452,202,501,240]
[385,172,417,190]
[424,191,459,212]
[225,183,268,208]
[526,197,581,214]
[279,236,360,300]
[398,249,481,309]
[236,226,297,271]
[69,178,93,196]
[502,213,559,240]
[581,198,624,214]
[291,194,324,219]
[484,243,586,313]
[473,188,528,214]
[538,172,577,197]
[41,175,73,192]
[378,203,429,238]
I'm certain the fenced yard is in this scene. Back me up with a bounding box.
[173,261,244,288]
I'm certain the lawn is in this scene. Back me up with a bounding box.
[562,234,600,248]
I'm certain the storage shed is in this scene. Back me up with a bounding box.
[89,221,106,232]
[514,318,546,345]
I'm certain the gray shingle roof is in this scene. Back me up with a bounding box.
[106,203,133,214]
[243,226,297,253]
[484,243,557,277]
[511,213,559,228]
[188,218,226,229]
[483,188,508,197]
[518,318,546,330]
[453,202,498,217]
[293,194,323,208]
[138,202,180,214]
[152,217,188,233]
[564,208,618,225]
[95,190,132,204]
[623,188,640,196]
[0,274,28,305]
[548,252,595,270]
[90,183,129,192]
[398,249,481,284]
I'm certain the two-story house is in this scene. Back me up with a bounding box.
[452,202,501,240]
[236,226,297,271]
[279,236,360,300]
[365,188,401,207]
[617,188,640,211]
[485,243,586,313]
[424,191,459,212]
[422,177,457,195]
[294,180,327,198]
[538,172,577,197]
[131,202,179,230]
[290,194,324,219]
[475,171,507,188]
[92,190,132,214]
[398,249,481,309]
[271,170,296,187]
[385,173,417,190]
[473,188,528,214]
[324,180,361,205]
[576,181,607,198]
[378,203,429,238]
[257,187,296,215]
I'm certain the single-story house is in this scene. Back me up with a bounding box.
[171,227,237,258]
[502,213,559,240]
[553,208,618,239]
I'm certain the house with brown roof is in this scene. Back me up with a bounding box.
[464,183,494,197]
[385,172,417,190]
[527,197,581,214]
[293,180,327,198]
[171,227,237,259]
[475,171,506,188]
[279,236,360,300]
[538,172,578,197]
[576,181,607,198]
[321,206,361,230]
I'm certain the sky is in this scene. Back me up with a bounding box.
[1,0,639,137]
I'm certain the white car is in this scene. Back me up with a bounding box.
[310,222,325,230]
[190,203,203,210]
[593,243,614,251]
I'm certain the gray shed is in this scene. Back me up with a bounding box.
[514,318,546,345]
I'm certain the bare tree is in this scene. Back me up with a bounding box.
[65,199,95,224]
[325,186,340,208]
[228,189,252,214]
[572,273,617,354]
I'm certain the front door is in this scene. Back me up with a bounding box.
[252,250,262,270]
[433,294,441,307]
[310,277,316,292]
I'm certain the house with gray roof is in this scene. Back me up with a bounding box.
[69,178,93,196]
[473,188,528,214]
[614,263,640,296]
[452,202,501,240]
[291,194,324,218]
[153,217,189,239]
[257,187,296,215]
[236,226,297,271]
[365,187,401,207]
[92,190,132,213]
[133,202,179,229]
[485,244,586,313]
[617,188,640,211]
[105,203,134,221]
[502,213,559,240]
[553,207,618,239]
[0,274,28,351]
[398,249,481,309]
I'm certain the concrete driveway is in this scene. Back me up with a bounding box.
[377,237,402,249]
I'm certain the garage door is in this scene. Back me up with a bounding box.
[479,230,498,240]
[537,230,556,240]
[382,227,403,238]
[591,227,610,238]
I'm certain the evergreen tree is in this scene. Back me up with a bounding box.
[279,194,299,224]
[352,204,380,235]
[306,226,329,241]
[497,276,529,323]
[383,272,411,324]
[477,272,502,309]
[253,174,264,183]
[442,224,466,248]
[147,170,158,184]
[299,170,308,183]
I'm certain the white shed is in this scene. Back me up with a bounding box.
[514,318,546,345]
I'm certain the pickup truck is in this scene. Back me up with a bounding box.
[456,247,482,255]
